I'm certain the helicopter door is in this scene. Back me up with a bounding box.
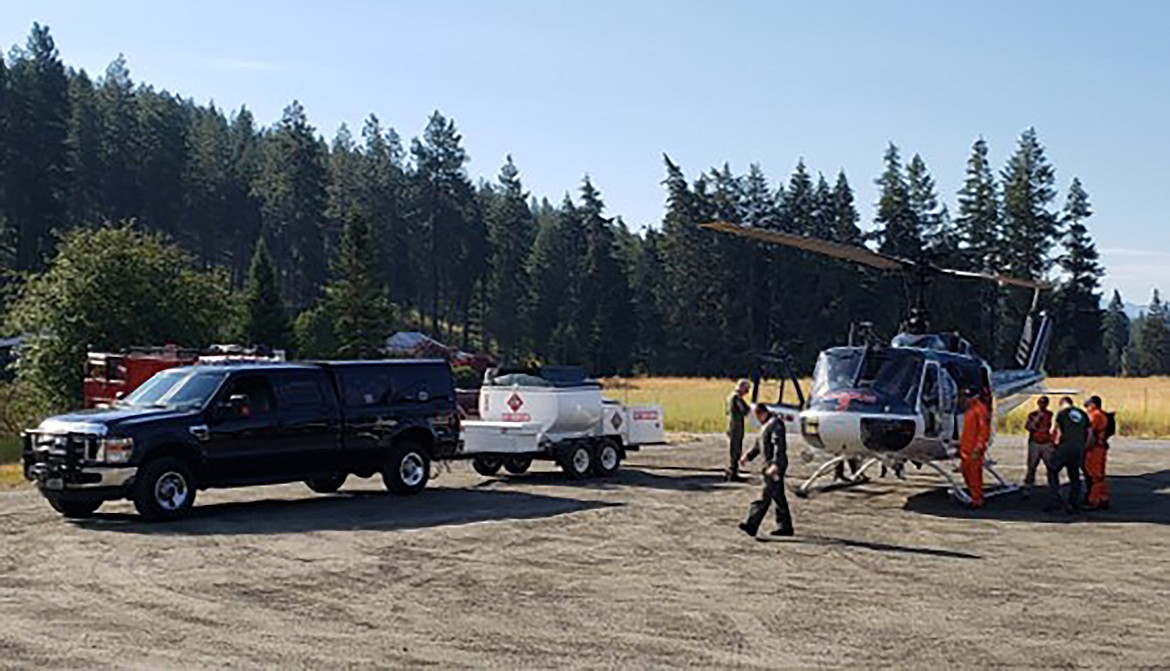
[938,367,959,452]
[920,362,941,438]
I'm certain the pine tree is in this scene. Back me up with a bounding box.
[955,138,1002,270]
[524,198,569,361]
[1050,178,1104,374]
[873,143,919,259]
[631,228,667,373]
[1001,128,1058,280]
[410,111,475,338]
[1134,291,1170,376]
[182,104,231,268]
[234,237,291,351]
[7,24,70,270]
[254,100,327,309]
[64,68,103,227]
[831,171,861,244]
[577,176,633,375]
[906,154,952,255]
[1102,290,1130,375]
[325,216,393,359]
[97,54,140,223]
[224,106,263,282]
[485,155,535,363]
[359,115,409,309]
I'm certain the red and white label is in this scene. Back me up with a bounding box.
[633,410,658,421]
[502,412,531,422]
[507,393,524,412]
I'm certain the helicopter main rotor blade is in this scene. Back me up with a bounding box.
[933,266,1052,290]
[702,220,1052,290]
[700,221,905,271]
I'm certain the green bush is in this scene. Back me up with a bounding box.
[451,365,482,389]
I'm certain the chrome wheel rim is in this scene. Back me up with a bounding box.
[154,471,189,511]
[600,445,618,471]
[400,453,425,487]
[572,448,590,473]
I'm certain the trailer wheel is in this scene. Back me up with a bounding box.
[593,441,622,477]
[504,457,532,474]
[560,443,594,480]
[472,457,503,476]
[383,442,430,495]
[305,472,347,494]
[47,497,101,519]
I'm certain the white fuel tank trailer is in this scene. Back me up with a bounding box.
[459,367,665,480]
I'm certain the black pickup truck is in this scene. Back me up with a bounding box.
[22,360,460,521]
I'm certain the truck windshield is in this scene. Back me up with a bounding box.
[119,369,226,411]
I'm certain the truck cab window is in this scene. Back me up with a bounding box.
[221,376,276,417]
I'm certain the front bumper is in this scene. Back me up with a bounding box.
[23,430,137,500]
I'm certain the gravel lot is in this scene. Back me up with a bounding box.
[2,435,1169,668]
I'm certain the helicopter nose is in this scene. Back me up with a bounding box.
[860,417,917,453]
[801,412,863,454]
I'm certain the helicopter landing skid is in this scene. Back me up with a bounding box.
[921,459,1021,505]
[794,456,883,498]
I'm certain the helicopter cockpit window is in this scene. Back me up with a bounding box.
[810,348,924,412]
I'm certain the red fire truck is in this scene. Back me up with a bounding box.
[82,345,284,408]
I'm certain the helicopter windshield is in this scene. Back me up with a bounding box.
[810,348,924,413]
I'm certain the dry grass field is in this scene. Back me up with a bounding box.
[602,376,1170,438]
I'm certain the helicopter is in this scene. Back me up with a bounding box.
[702,220,1064,504]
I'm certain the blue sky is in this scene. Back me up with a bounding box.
[3,0,1167,303]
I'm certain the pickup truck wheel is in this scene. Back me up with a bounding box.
[132,457,196,522]
[383,442,430,495]
[593,441,622,477]
[504,457,532,474]
[472,457,503,476]
[47,497,101,519]
[306,473,347,494]
[560,443,594,480]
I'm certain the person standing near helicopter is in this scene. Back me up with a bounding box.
[959,386,991,509]
[725,379,751,482]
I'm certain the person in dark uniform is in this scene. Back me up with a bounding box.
[725,379,751,482]
[738,403,794,538]
[1048,396,1089,513]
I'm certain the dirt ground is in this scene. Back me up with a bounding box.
[2,435,1169,668]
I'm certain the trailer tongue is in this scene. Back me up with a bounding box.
[458,367,666,479]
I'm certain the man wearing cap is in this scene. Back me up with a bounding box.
[725,379,751,482]
[959,387,990,509]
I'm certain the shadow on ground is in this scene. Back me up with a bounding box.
[76,487,619,535]
[904,469,1170,525]
[757,533,982,560]
[478,465,729,492]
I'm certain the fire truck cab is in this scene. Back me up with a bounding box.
[82,345,286,408]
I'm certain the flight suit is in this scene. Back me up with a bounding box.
[740,417,793,535]
[726,392,750,479]
[1085,407,1111,508]
[959,397,990,508]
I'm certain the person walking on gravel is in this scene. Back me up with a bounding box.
[725,379,751,482]
[738,404,794,538]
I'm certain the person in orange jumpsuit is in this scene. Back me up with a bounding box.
[959,387,991,509]
[1084,395,1111,510]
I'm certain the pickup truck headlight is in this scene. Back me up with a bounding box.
[98,437,134,464]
